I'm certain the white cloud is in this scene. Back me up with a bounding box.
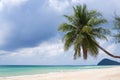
[0,0,28,11]
[0,1,3,11]
[0,50,11,55]
[0,36,64,58]
[48,0,69,13]
[71,0,85,3]
[46,0,96,13]
[71,0,94,4]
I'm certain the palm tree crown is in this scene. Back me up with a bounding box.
[58,4,110,59]
[114,16,120,42]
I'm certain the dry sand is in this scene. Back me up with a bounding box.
[0,66,120,80]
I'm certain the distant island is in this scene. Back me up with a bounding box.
[98,58,120,65]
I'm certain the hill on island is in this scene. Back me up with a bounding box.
[98,58,120,65]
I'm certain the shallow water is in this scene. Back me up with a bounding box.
[0,65,115,77]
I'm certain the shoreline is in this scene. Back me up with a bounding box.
[0,66,120,80]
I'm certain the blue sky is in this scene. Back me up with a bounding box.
[0,0,120,65]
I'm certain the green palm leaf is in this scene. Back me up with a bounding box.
[114,16,120,42]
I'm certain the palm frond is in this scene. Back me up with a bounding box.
[74,42,81,59]
[114,16,120,29]
[63,31,76,51]
[58,23,76,32]
[88,10,102,18]
[114,33,120,42]
[88,18,107,27]
[86,36,99,56]
[113,15,120,43]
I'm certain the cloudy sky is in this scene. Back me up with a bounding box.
[0,0,120,65]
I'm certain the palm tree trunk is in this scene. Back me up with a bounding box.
[96,44,120,58]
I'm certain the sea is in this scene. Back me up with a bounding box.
[0,65,115,77]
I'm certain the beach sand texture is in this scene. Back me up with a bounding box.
[0,67,120,80]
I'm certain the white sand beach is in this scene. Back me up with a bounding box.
[0,66,120,80]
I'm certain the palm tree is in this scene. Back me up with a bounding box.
[114,16,120,42]
[58,4,120,59]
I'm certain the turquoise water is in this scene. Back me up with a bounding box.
[0,65,113,77]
